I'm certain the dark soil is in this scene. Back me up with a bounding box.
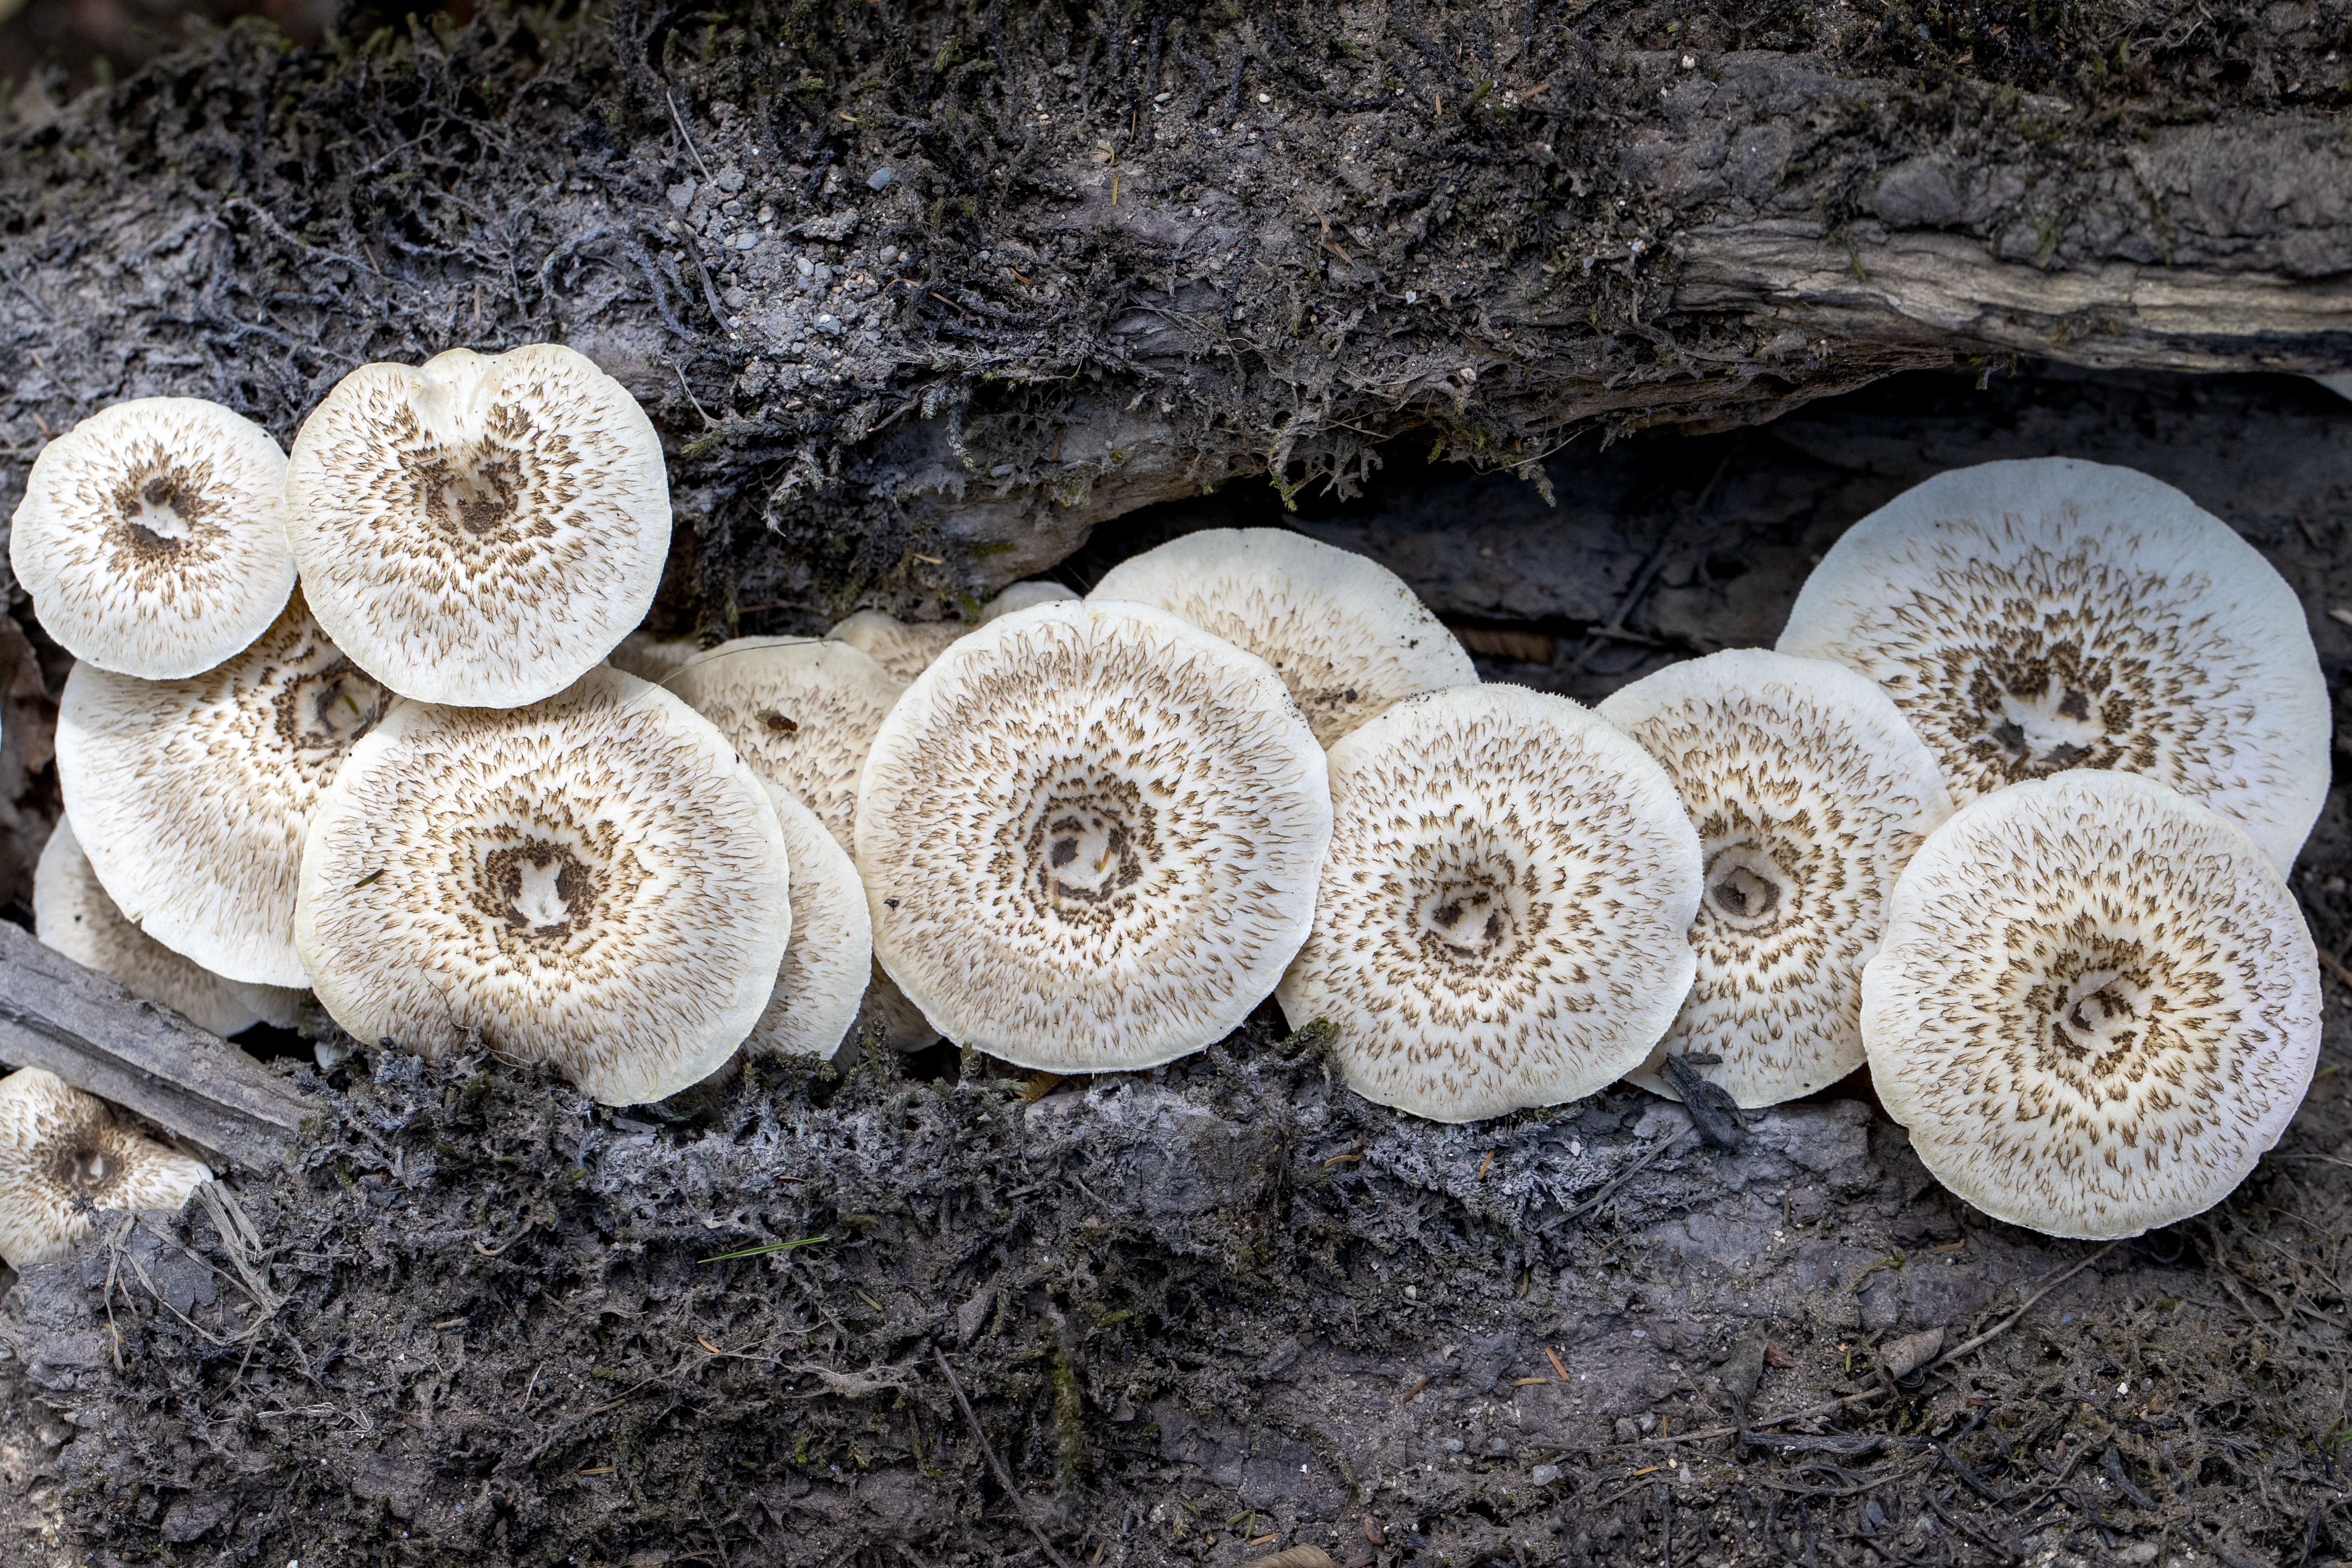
[2,362,2350,1567]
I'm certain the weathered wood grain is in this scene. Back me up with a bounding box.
[0,923,312,1170]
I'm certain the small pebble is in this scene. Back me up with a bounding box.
[1531,1464,1562,1485]
[867,166,894,191]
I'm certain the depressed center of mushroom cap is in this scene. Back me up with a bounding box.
[115,462,213,551]
[396,357,549,548]
[1702,839,1791,928]
[1406,826,1534,965]
[462,812,635,954]
[46,1132,135,1198]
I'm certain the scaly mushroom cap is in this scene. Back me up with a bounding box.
[1089,528,1478,746]
[8,397,294,680]
[0,1068,212,1268]
[294,668,792,1105]
[978,581,1078,624]
[857,599,1330,1071]
[35,820,304,1038]
[1278,685,1702,1123]
[1862,771,2321,1240]
[56,588,390,988]
[854,965,940,1053]
[1777,458,2328,876]
[826,610,963,684]
[670,637,907,854]
[1598,650,1953,1108]
[749,781,872,1062]
[607,629,701,686]
[284,344,669,708]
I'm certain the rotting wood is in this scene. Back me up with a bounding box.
[0,922,312,1170]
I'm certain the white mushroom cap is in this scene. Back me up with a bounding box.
[826,610,964,684]
[1862,770,2321,1240]
[1598,650,1953,1108]
[978,580,1078,624]
[857,599,1330,1071]
[8,397,294,679]
[0,1068,212,1268]
[606,629,701,686]
[669,637,907,853]
[1776,457,2329,876]
[35,820,304,1039]
[294,667,791,1106]
[56,588,389,988]
[1088,528,1477,746]
[284,344,669,708]
[748,781,872,1062]
[1277,684,1701,1123]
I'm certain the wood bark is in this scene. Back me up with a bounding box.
[0,923,311,1169]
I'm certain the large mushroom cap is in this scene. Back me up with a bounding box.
[1862,770,2321,1240]
[1089,528,1477,746]
[748,782,873,1062]
[284,344,669,709]
[670,637,907,854]
[825,610,963,684]
[1776,457,2328,875]
[294,667,792,1106]
[0,1068,212,1268]
[8,397,294,679]
[857,599,1330,1071]
[1598,650,1952,1108]
[56,588,390,988]
[1278,685,1702,1123]
[35,820,304,1038]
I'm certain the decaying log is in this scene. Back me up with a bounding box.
[0,923,311,1169]
[0,4,2345,642]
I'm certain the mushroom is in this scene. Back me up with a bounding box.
[8,397,294,679]
[977,580,1077,624]
[55,588,389,988]
[1088,528,1476,746]
[825,610,963,684]
[856,598,1330,1070]
[294,667,793,1106]
[35,819,304,1039]
[283,344,668,709]
[1597,649,1953,1108]
[1861,769,2321,1240]
[0,1068,212,1269]
[607,629,702,686]
[1777,457,2328,876]
[1276,684,1701,1123]
[747,781,873,1062]
[668,637,907,854]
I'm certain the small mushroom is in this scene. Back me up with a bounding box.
[284,344,668,709]
[1598,649,1953,1108]
[0,1068,212,1269]
[8,397,294,679]
[1862,770,2321,1240]
[977,580,1077,624]
[1276,685,1702,1123]
[294,667,792,1106]
[747,781,873,1062]
[34,819,304,1039]
[606,629,702,686]
[825,610,963,684]
[856,598,1330,1070]
[669,637,907,854]
[1777,457,2328,875]
[56,588,389,987]
[1089,527,1477,746]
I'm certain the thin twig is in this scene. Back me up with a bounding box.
[1560,1127,1697,1224]
[1931,1242,2120,1370]
[932,1345,1072,1568]
[665,88,714,182]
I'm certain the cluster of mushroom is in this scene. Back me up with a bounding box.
[0,343,2328,1251]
